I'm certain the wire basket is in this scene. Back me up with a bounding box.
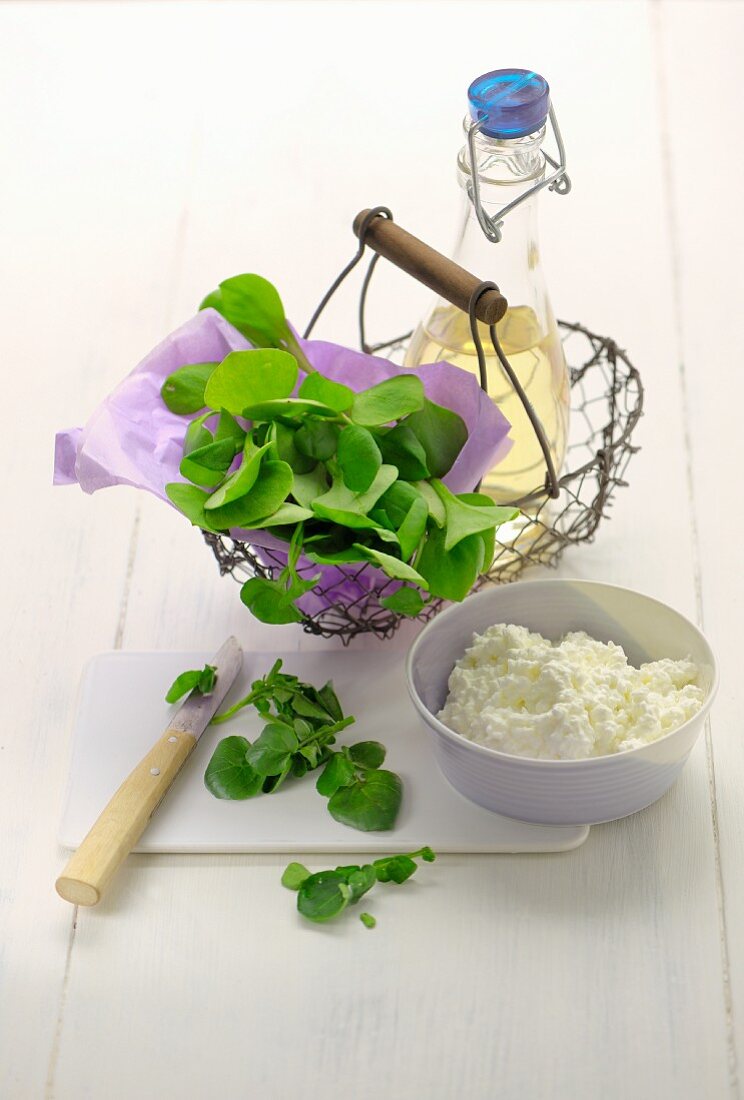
[203,211,644,642]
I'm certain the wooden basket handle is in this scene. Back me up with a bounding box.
[352,209,508,326]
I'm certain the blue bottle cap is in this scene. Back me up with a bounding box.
[468,68,550,139]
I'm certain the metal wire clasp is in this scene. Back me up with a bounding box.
[466,105,571,244]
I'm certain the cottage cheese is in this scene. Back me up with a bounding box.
[438,623,705,760]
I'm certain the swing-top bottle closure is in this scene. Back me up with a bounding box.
[463,68,571,243]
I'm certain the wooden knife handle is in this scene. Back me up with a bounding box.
[352,208,508,326]
[55,729,197,906]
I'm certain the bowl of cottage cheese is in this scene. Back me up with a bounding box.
[406,580,718,825]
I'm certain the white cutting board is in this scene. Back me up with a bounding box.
[58,649,590,853]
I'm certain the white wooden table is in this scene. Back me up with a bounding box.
[2,3,741,1096]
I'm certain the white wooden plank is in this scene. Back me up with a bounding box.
[657,1,744,1090]
[0,4,200,1095]
[42,3,731,1099]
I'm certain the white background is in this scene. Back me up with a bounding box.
[2,2,742,1097]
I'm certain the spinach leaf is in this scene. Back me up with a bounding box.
[204,441,272,510]
[415,525,485,601]
[294,419,339,460]
[179,438,236,488]
[245,721,299,776]
[204,349,299,415]
[396,495,429,561]
[290,464,330,506]
[206,459,293,529]
[297,873,352,922]
[432,479,517,552]
[165,482,219,532]
[377,423,430,480]
[351,545,428,588]
[240,577,304,624]
[272,421,316,474]
[161,362,218,415]
[165,662,217,703]
[242,398,337,421]
[351,375,425,427]
[298,372,354,413]
[203,735,263,800]
[315,751,356,797]
[327,769,403,831]
[281,862,311,890]
[348,741,386,769]
[336,424,382,493]
[405,398,468,477]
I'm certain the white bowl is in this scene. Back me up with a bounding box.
[406,580,718,826]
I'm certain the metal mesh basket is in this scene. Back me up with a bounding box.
[202,212,643,642]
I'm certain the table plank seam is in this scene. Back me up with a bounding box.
[653,5,740,1093]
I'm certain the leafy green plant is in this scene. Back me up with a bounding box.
[200,659,403,831]
[163,274,517,624]
[281,847,436,926]
[165,663,217,703]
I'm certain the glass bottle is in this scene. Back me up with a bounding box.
[405,68,571,506]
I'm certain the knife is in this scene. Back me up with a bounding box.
[55,636,243,907]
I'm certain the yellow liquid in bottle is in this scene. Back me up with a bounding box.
[405,303,570,505]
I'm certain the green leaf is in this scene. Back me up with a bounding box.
[457,492,517,565]
[246,502,314,529]
[337,425,382,493]
[405,398,468,478]
[414,480,446,527]
[179,438,237,488]
[298,372,354,413]
[245,721,299,776]
[377,423,430,480]
[214,410,247,451]
[204,736,263,800]
[161,362,218,415]
[272,422,316,474]
[378,481,425,527]
[396,496,429,561]
[198,665,217,694]
[415,525,485,601]
[291,464,330,507]
[204,441,273,509]
[348,741,386,769]
[165,669,200,703]
[240,577,304,624]
[206,459,293,529]
[359,912,377,929]
[281,862,311,890]
[351,375,425,427]
[328,770,403,831]
[199,274,288,349]
[165,482,219,532]
[318,682,343,723]
[294,420,339,461]
[379,587,426,617]
[432,480,517,552]
[204,349,299,415]
[297,873,352,923]
[372,855,417,884]
[243,398,337,422]
[351,545,429,589]
[183,412,214,455]
[346,865,377,903]
[315,752,356,797]
[304,544,369,565]
[312,466,399,528]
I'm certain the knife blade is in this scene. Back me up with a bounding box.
[55,636,243,907]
